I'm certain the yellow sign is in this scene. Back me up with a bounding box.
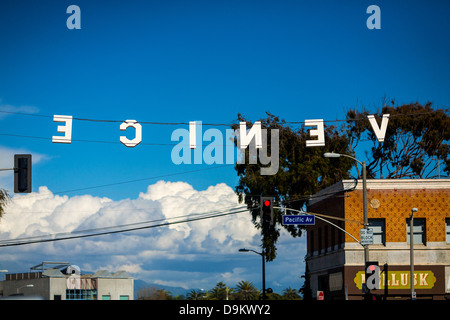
[354,271,436,290]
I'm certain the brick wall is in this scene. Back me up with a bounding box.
[344,187,450,243]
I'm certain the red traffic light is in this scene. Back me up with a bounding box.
[263,199,271,207]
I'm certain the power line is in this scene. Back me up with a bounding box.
[5,164,234,201]
[0,132,237,146]
[0,206,249,248]
[0,205,245,244]
[1,108,447,127]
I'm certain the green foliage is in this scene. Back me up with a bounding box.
[234,281,259,300]
[136,286,174,300]
[208,281,233,300]
[137,281,303,300]
[186,289,206,300]
[346,101,449,179]
[282,286,301,300]
[185,281,302,300]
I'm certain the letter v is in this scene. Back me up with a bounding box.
[367,114,390,142]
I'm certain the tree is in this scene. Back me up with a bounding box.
[209,282,233,300]
[234,281,259,300]
[136,286,173,300]
[299,262,312,300]
[282,286,301,300]
[233,113,354,261]
[186,289,206,300]
[346,101,449,179]
[0,189,9,218]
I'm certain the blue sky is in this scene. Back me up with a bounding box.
[0,0,450,294]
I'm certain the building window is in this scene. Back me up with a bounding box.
[369,219,385,245]
[120,295,129,300]
[406,218,426,245]
[66,289,97,300]
[102,295,111,300]
[446,219,450,243]
[309,230,315,255]
[318,227,322,254]
[330,226,335,251]
[337,221,343,249]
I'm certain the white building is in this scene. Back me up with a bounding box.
[0,262,134,300]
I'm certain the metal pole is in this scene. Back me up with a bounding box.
[362,161,369,299]
[262,250,266,300]
[362,161,369,264]
[410,209,415,300]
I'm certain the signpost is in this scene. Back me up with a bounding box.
[360,228,374,245]
[282,215,315,225]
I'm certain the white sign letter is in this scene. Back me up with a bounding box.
[120,120,142,147]
[240,121,262,149]
[189,121,197,149]
[66,5,81,30]
[367,114,390,142]
[52,115,73,144]
[305,119,325,147]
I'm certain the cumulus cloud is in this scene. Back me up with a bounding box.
[0,181,265,289]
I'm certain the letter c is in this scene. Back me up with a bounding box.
[120,120,142,147]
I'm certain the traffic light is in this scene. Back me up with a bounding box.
[260,196,273,228]
[14,154,32,193]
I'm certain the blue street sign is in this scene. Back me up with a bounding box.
[282,215,315,225]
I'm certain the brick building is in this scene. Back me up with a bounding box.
[305,179,450,300]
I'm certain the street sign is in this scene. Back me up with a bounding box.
[317,291,324,300]
[360,228,374,245]
[282,215,315,225]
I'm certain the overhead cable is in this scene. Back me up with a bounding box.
[0,205,249,247]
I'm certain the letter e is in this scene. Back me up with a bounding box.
[52,115,73,144]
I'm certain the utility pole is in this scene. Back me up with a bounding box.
[362,161,369,264]
[239,248,267,300]
[262,249,266,301]
[410,207,418,300]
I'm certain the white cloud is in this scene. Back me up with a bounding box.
[0,101,39,120]
[0,181,268,289]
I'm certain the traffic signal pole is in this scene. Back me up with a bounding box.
[0,154,32,193]
[262,249,266,300]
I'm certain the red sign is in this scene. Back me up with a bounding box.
[317,291,324,300]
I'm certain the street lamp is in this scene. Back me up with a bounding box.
[239,248,266,300]
[323,153,369,281]
[410,207,418,300]
[17,284,34,294]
